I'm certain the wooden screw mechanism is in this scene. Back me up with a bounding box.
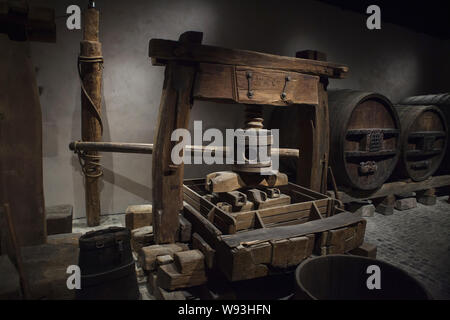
[78,1,103,226]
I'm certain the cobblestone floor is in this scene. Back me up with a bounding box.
[364,196,450,300]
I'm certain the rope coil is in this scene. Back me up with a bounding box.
[76,54,104,179]
[77,55,104,134]
[73,141,103,178]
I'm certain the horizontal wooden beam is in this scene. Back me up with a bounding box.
[149,38,348,79]
[219,210,364,248]
[338,175,450,203]
[69,141,299,158]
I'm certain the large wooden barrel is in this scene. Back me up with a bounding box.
[400,93,450,106]
[394,105,447,181]
[399,93,450,175]
[328,90,400,190]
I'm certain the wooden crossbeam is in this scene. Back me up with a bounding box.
[149,37,348,79]
[338,175,450,203]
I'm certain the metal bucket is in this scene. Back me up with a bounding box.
[76,227,140,300]
[294,255,431,300]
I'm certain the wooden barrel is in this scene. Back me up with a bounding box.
[400,93,450,106]
[399,93,450,175]
[294,255,430,300]
[76,227,140,300]
[328,90,400,190]
[394,105,447,181]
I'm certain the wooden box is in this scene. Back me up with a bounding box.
[183,179,366,281]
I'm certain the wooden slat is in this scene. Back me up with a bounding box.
[183,202,222,247]
[220,211,364,248]
[231,200,328,231]
[149,38,348,78]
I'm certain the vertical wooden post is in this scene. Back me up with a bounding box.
[80,4,103,226]
[0,37,46,247]
[152,32,202,244]
[295,50,329,194]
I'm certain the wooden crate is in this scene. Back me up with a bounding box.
[183,179,366,281]
[183,179,340,234]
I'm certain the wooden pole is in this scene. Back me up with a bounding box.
[295,50,329,194]
[152,31,202,244]
[69,141,300,158]
[80,3,103,227]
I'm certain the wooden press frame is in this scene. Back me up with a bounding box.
[149,31,348,244]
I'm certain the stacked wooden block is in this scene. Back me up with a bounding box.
[139,243,207,300]
[46,204,73,235]
[125,203,199,299]
[127,205,192,252]
[315,220,366,255]
[126,204,154,252]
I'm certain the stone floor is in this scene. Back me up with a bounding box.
[72,196,450,300]
[364,196,450,300]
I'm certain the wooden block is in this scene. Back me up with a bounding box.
[139,243,188,271]
[0,255,22,299]
[47,233,81,246]
[395,198,417,211]
[174,250,205,274]
[125,204,153,230]
[375,195,395,216]
[154,285,187,300]
[248,241,272,265]
[316,220,366,255]
[270,239,290,268]
[46,204,73,235]
[347,202,375,217]
[359,204,375,217]
[146,272,158,296]
[417,195,436,206]
[257,194,291,209]
[147,271,187,300]
[192,233,215,269]
[156,255,174,266]
[221,245,269,281]
[416,189,436,206]
[177,215,192,242]
[131,226,154,252]
[375,203,394,215]
[396,192,416,199]
[271,235,314,268]
[349,242,377,259]
[237,201,255,212]
[157,263,207,290]
[22,243,78,300]
[288,234,315,266]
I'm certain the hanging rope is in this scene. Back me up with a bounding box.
[77,55,104,134]
[73,141,103,178]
